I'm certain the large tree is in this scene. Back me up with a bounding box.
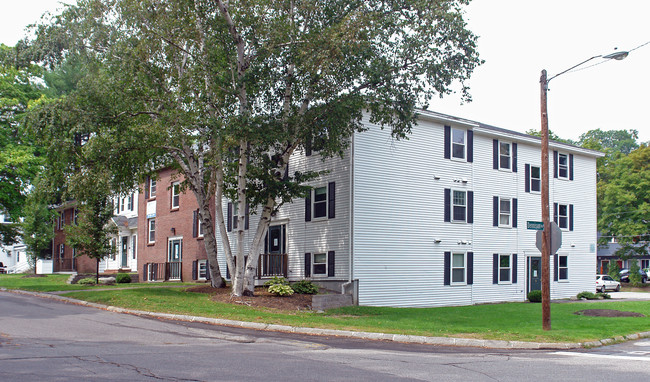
[28,0,482,295]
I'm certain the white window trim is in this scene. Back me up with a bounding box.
[450,127,467,162]
[451,252,467,286]
[148,219,155,244]
[530,165,541,193]
[197,216,204,238]
[312,185,329,220]
[451,189,467,223]
[558,153,569,180]
[557,203,569,230]
[498,197,512,228]
[312,252,328,277]
[171,182,180,209]
[150,178,157,198]
[498,254,512,284]
[558,254,569,281]
[498,141,512,171]
[198,259,208,280]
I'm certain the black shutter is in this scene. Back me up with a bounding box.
[467,191,474,224]
[145,177,150,199]
[192,210,198,238]
[304,253,311,277]
[327,251,335,277]
[553,203,558,224]
[444,189,451,222]
[143,264,148,282]
[512,198,518,228]
[493,196,499,227]
[493,253,499,284]
[444,125,451,159]
[553,151,558,178]
[244,203,249,230]
[192,260,197,280]
[206,261,211,280]
[569,154,574,180]
[305,192,311,222]
[264,231,268,254]
[554,254,558,281]
[525,164,530,193]
[227,203,232,232]
[467,130,473,163]
[226,262,230,279]
[328,182,335,219]
[512,143,518,173]
[444,252,451,285]
[493,139,499,169]
[467,252,473,285]
[282,225,286,253]
[512,254,518,284]
[569,204,574,231]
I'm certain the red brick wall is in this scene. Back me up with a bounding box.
[138,168,213,282]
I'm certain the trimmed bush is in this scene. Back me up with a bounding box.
[263,276,288,288]
[268,284,294,296]
[291,280,319,294]
[577,291,598,300]
[78,278,96,285]
[597,292,611,299]
[527,290,542,303]
[116,273,132,284]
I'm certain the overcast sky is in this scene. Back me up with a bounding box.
[2,0,649,143]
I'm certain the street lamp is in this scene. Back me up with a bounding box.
[539,50,628,331]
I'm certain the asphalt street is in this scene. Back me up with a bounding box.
[1,291,649,381]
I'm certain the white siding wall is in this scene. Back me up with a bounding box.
[353,115,600,307]
[216,149,352,283]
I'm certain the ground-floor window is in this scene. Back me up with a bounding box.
[499,254,511,283]
[452,252,466,284]
[642,259,650,269]
[558,255,568,280]
[198,260,208,280]
[312,253,327,276]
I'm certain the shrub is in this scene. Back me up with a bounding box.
[268,284,294,296]
[263,276,288,288]
[291,280,319,294]
[577,291,598,300]
[598,292,611,299]
[527,290,542,302]
[78,278,96,285]
[607,260,621,281]
[629,262,643,286]
[116,273,132,284]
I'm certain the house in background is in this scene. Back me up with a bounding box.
[138,168,211,283]
[103,191,139,274]
[0,212,30,274]
[216,110,604,307]
[597,233,650,274]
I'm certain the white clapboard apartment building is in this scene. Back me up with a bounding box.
[217,110,602,307]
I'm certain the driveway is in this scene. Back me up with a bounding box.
[608,291,650,300]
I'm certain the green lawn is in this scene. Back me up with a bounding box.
[0,274,194,292]
[3,274,649,343]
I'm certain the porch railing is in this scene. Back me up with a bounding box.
[258,253,287,278]
[144,262,182,282]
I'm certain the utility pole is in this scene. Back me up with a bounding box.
[539,69,551,330]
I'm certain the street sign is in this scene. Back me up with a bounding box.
[535,222,562,255]
[527,221,544,230]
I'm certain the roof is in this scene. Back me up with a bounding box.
[111,216,138,229]
[416,109,605,158]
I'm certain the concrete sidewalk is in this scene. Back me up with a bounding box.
[4,288,650,350]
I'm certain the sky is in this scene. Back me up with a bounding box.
[1,0,649,143]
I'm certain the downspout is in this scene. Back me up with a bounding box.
[349,133,354,283]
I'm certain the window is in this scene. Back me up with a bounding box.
[642,260,650,270]
[499,254,511,283]
[198,259,208,280]
[148,219,155,243]
[499,198,512,227]
[198,217,204,237]
[452,190,466,222]
[59,244,65,259]
[530,165,541,192]
[150,179,157,197]
[74,209,78,225]
[305,182,335,222]
[451,253,466,284]
[313,253,327,276]
[127,194,134,211]
[451,128,466,160]
[120,198,125,213]
[313,186,327,219]
[110,238,117,260]
[171,182,180,209]
[499,142,511,170]
[558,255,568,280]
[227,202,249,231]
[3,214,11,223]
[556,203,568,229]
[558,153,568,179]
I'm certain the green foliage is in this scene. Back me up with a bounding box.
[577,291,598,300]
[21,177,56,265]
[263,276,289,288]
[629,262,643,286]
[268,284,294,297]
[525,129,573,144]
[116,273,132,284]
[607,260,621,281]
[527,290,542,303]
[291,279,319,294]
[77,277,96,285]
[598,292,612,299]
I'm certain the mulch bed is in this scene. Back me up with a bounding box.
[186,285,313,311]
[574,309,645,317]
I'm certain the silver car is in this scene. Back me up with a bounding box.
[596,274,620,293]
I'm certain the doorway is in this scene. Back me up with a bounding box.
[168,238,182,280]
[121,237,129,268]
[528,257,542,293]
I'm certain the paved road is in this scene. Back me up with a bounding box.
[1,292,648,381]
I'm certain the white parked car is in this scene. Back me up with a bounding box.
[596,274,620,293]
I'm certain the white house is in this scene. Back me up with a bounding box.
[217,110,603,307]
[103,191,139,273]
[0,213,31,274]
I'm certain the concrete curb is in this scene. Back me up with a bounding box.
[5,288,650,350]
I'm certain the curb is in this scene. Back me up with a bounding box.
[4,288,650,350]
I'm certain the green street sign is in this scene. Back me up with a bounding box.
[527,221,544,230]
